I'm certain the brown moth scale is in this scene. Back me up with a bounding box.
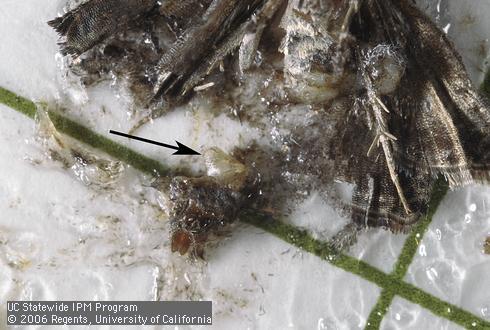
[168,176,243,257]
[48,0,158,56]
[50,0,490,256]
[166,147,251,257]
[484,237,490,255]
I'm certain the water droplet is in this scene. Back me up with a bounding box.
[317,318,326,330]
[435,228,442,241]
[443,23,451,34]
[426,267,438,281]
[469,203,477,212]
[481,307,489,317]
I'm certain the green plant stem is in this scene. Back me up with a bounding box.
[1,86,489,329]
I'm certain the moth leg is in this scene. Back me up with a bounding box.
[330,95,430,233]
[178,0,283,97]
[48,0,158,56]
[329,222,364,252]
[160,0,213,33]
[131,5,261,133]
[358,52,412,215]
[153,0,266,99]
[238,0,286,72]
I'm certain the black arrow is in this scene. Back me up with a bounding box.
[109,130,201,155]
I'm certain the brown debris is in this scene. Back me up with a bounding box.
[49,0,490,255]
[484,237,490,255]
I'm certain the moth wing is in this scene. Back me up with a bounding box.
[49,0,156,56]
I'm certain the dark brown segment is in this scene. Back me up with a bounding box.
[48,0,157,56]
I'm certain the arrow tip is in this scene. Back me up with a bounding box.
[173,141,201,155]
